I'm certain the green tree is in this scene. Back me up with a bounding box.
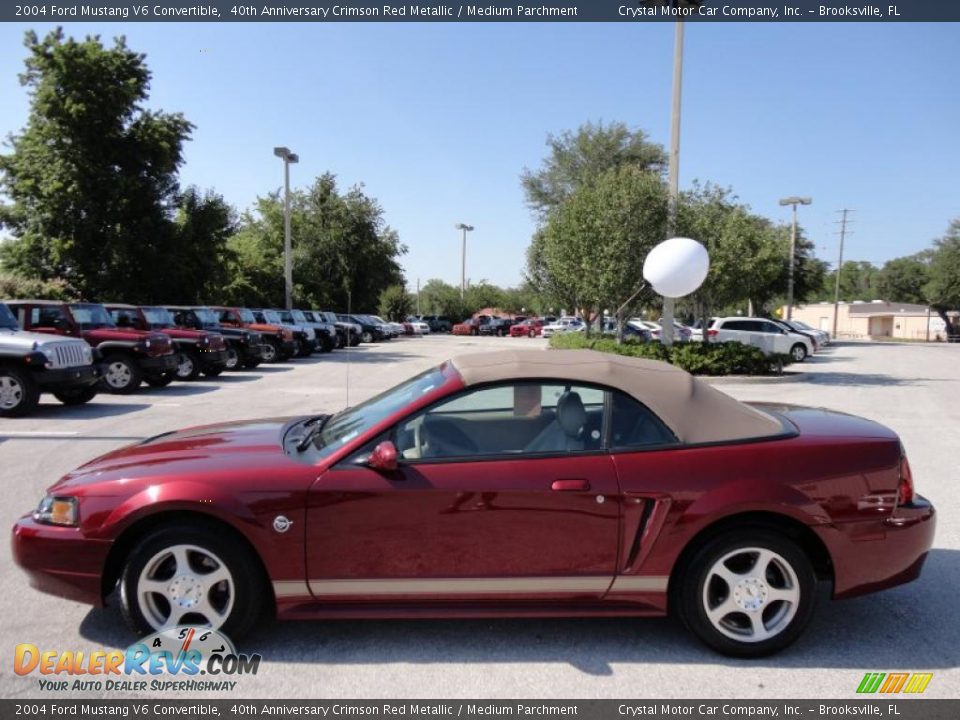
[464,281,506,313]
[675,184,785,326]
[0,29,193,301]
[165,187,236,304]
[418,279,464,319]
[924,219,960,337]
[378,284,413,321]
[877,254,930,305]
[540,164,668,330]
[822,260,881,302]
[521,120,666,218]
[224,174,406,312]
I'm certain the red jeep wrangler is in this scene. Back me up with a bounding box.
[8,301,177,394]
[106,305,229,381]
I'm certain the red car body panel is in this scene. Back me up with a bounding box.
[510,320,544,337]
[11,363,935,623]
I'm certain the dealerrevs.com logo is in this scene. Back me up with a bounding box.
[14,626,261,693]
[856,672,933,694]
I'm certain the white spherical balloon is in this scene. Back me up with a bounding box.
[643,237,710,298]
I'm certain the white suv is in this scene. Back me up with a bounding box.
[708,317,814,362]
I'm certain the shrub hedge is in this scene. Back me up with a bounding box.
[548,332,793,376]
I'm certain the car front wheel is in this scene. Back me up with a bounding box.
[175,349,201,381]
[54,386,98,406]
[101,355,143,394]
[120,524,265,640]
[790,343,808,362]
[677,530,816,658]
[0,368,40,417]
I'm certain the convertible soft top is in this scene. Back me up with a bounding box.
[451,349,785,445]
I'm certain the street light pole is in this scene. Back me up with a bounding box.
[455,223,474,301]
[273,146,299,310]
[778,196,812,320]
[661,20,685,347]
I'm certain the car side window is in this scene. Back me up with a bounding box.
[608,391,677,450]
[723,320,747,331]
[33,306,68,328]
[395,382,605,461]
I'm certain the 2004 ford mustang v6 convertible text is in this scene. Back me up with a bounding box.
[12,350,935,656]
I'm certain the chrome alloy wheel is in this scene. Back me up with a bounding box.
[224,348,240,370]
[137,544,235,631]
[104,361,133,389]
[0,375,24,410]
[261,343,277,362]
[702,547,800,643]
[176,353,195,379]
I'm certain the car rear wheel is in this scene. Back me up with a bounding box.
[0,368,40,417]
[54,386,98,406]
[175,349,202,381]
[790,343,808,362]
[120,524,265,640]
[360,331,373,344]
[677,530,816,657]
[101,355,142,394]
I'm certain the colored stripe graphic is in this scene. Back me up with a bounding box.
[857,673,885,694]
[903,673,933,694]
[880,673,909,693]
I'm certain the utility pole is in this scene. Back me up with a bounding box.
[661,20,684,347]
[832,209,853,340]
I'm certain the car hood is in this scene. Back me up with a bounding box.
[0,327,89,350]
[50,417,302,493]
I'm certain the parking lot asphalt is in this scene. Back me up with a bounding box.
[1,337,957,699]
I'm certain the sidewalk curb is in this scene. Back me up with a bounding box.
[701,372,805,385]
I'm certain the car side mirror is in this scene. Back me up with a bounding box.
[367,441,398,472]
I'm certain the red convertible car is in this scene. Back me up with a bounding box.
[12,350,935,657]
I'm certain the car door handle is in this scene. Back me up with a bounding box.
[552,479,591,492]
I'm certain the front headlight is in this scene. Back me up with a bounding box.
[83,346,94,364]
[41,348,57,367]
[34,496,79,526]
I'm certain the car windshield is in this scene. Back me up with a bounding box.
[263,310,283,324]
[239,309,257,323]
[310,366,448,458]
[193,308,220,327]
[322,312,338,324]
[141,307,175,328]
[70,304,116,330]
[0,304,18,329]
[291,310,308,323]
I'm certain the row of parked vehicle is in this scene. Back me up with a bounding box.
[0,300,420,417]
[450,312,831,363]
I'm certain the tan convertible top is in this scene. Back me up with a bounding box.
[451,349,784,445]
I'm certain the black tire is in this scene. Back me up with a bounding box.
[0,367,40,417]
[242,358,261,369]
[675,529,817,658]
[203,367,224,378]
[119,523,266,641]
[174,349,202,381]
[790,343,808,363]
[54,386,98,406]
[223,347,241,371]
[360,331,373,344]
[100,354,143,394]
[144,373,175,388]
[334,333,344,350]
[296,340,312,358]
[260,340,279,363]
[292,339,304,357]
[349,334,360,347]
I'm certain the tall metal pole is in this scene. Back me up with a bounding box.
[786,203,797,320]
[832,208,850,340]
[283,158,293,310]
[662,20,684,347]
[460,226,467,301]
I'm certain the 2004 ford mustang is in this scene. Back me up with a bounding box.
[12,350,935,657]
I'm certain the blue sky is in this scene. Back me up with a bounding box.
[1,22,956,290]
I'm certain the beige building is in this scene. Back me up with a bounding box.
[788,301,957,341]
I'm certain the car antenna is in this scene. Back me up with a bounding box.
[345,289,352,408]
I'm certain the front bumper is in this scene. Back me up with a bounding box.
[11,515,112,607]
[139,353,178,375]
[823,495,936,599]
[198,348,229,370]
[33,364,101,390]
